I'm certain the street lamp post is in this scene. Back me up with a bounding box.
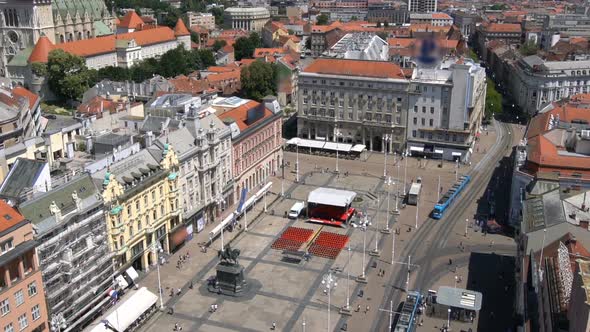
[322,271,337,332]
[394,162,400,215]
[356,216,369,283]
[447,308,452,330]
[383,134,391,178]
[403,149,408,196]
[150,242,165,310]
[455,159,459,182]
[415,197,419,229]
[391,230,396,265]
[465,218,469,237]
[382,177,392,234]
[335,128,342,173]
[437,175,441,203]
[295,138,300,182]
[371,195,381,257]
[340,245,352,315]
[216,197,226,249]
[302,317,306,332]
[263,164,270,212]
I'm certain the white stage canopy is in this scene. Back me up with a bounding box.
[307,187,356,207]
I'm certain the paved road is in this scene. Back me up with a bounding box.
[367,120,514,332]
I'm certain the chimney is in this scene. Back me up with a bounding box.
[145,131,154,147]
[263,95,281,114]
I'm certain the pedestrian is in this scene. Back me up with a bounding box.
[174,323,179,331]
[490,240,494,247]
[177,288,181,296]
[214,304,218,311]
[271,322,276,330]
[356,304,361,312]
[365,305,370,313]
[449,258,453,265]
[209,305,214,313]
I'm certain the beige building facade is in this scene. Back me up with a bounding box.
[95,145,181,272]
[188,12,215,30]
[223,7,270,32]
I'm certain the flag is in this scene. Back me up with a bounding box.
[237,187,248,213]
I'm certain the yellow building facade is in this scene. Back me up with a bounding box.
[99,144,181,272]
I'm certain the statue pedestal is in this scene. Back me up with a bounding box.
[214,262,246,296]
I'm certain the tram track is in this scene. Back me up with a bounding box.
[371,120,513,331]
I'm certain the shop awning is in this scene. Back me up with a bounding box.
[434,149,444,154]
[452,152,462,157]
[323,142,352,152]
[297,139,325,149]
[410,146,424,152]
[351,144,366,153]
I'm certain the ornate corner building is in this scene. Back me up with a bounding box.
[0,0,115,77]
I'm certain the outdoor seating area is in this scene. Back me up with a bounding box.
[308,231,350,259]
[285,138,366,160]
[271,227,314,251]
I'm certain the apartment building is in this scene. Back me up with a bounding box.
[216,97,283,203]
[511,55,590,114]
[0,200,48,332]
[153,108,234,237]
[297,58,409,152]
[187,12,216,30]
[90,146,180,272]
[406,57,487,161]
[408,0,437,13]
[0,86,42,148]
[17,174,113,332]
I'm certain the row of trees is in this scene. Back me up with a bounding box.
[37,46,215,101]
[234,32,262,60]
[485,78,502,118]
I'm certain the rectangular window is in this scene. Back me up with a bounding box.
[14,290,23,307]
[4,323,14,332]
[303,98,308,105]
[413,117,417,125]
[31,305,40,321]
[396,116,401,124]
[430,107,434,114]
[348,113,353,120]
[422,107,426,113]
[18,314,27,330]
[413,106,418,113]
[412,130,417,137]
[420,132,425,138]
[0,299,9,316]
[1,239,13,253]
[429,119,434,126]
[421,118,425,125]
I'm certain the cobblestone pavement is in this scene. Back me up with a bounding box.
[88,121,517,332]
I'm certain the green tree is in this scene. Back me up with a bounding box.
[287,29,295,35]
[350,15,358,21]
[97,66,130,81]
[46,49,95,101]
[383,21,389,27]
[316,14,329,25]
[519,40,539,56]
[210,7,224,26]
[376,31,388,40]
[130,58,159,82]
[234,32,262,60]
[196,49,216,68]
[240,61,277,101]
[485,78,502,118]
[213,39,227,51]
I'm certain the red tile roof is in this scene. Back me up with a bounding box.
[217,100,274,131]
[117,27,176,46]
[174,18,190,36]
[432,13,452,20]
[303,58,405,79]
[28,36,54,63]
[118,10,144,29]
[526,135,590,174]
[253,48,285,58]
[206,70,240,83]
[485,23,522,33]
[12,87,39,108]
[0,200,25,233]
[29,27,178,62]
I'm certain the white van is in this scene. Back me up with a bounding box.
[288,202,305,219]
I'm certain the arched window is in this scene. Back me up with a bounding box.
[59,34,64,43]
[86,30,90,38]
[77,31,82,40]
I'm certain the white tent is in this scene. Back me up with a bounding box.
[307,187,356,207]
[89,287,157,332]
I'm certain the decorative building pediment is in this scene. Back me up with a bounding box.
[161,144,179,171]
[102,172,124,202]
